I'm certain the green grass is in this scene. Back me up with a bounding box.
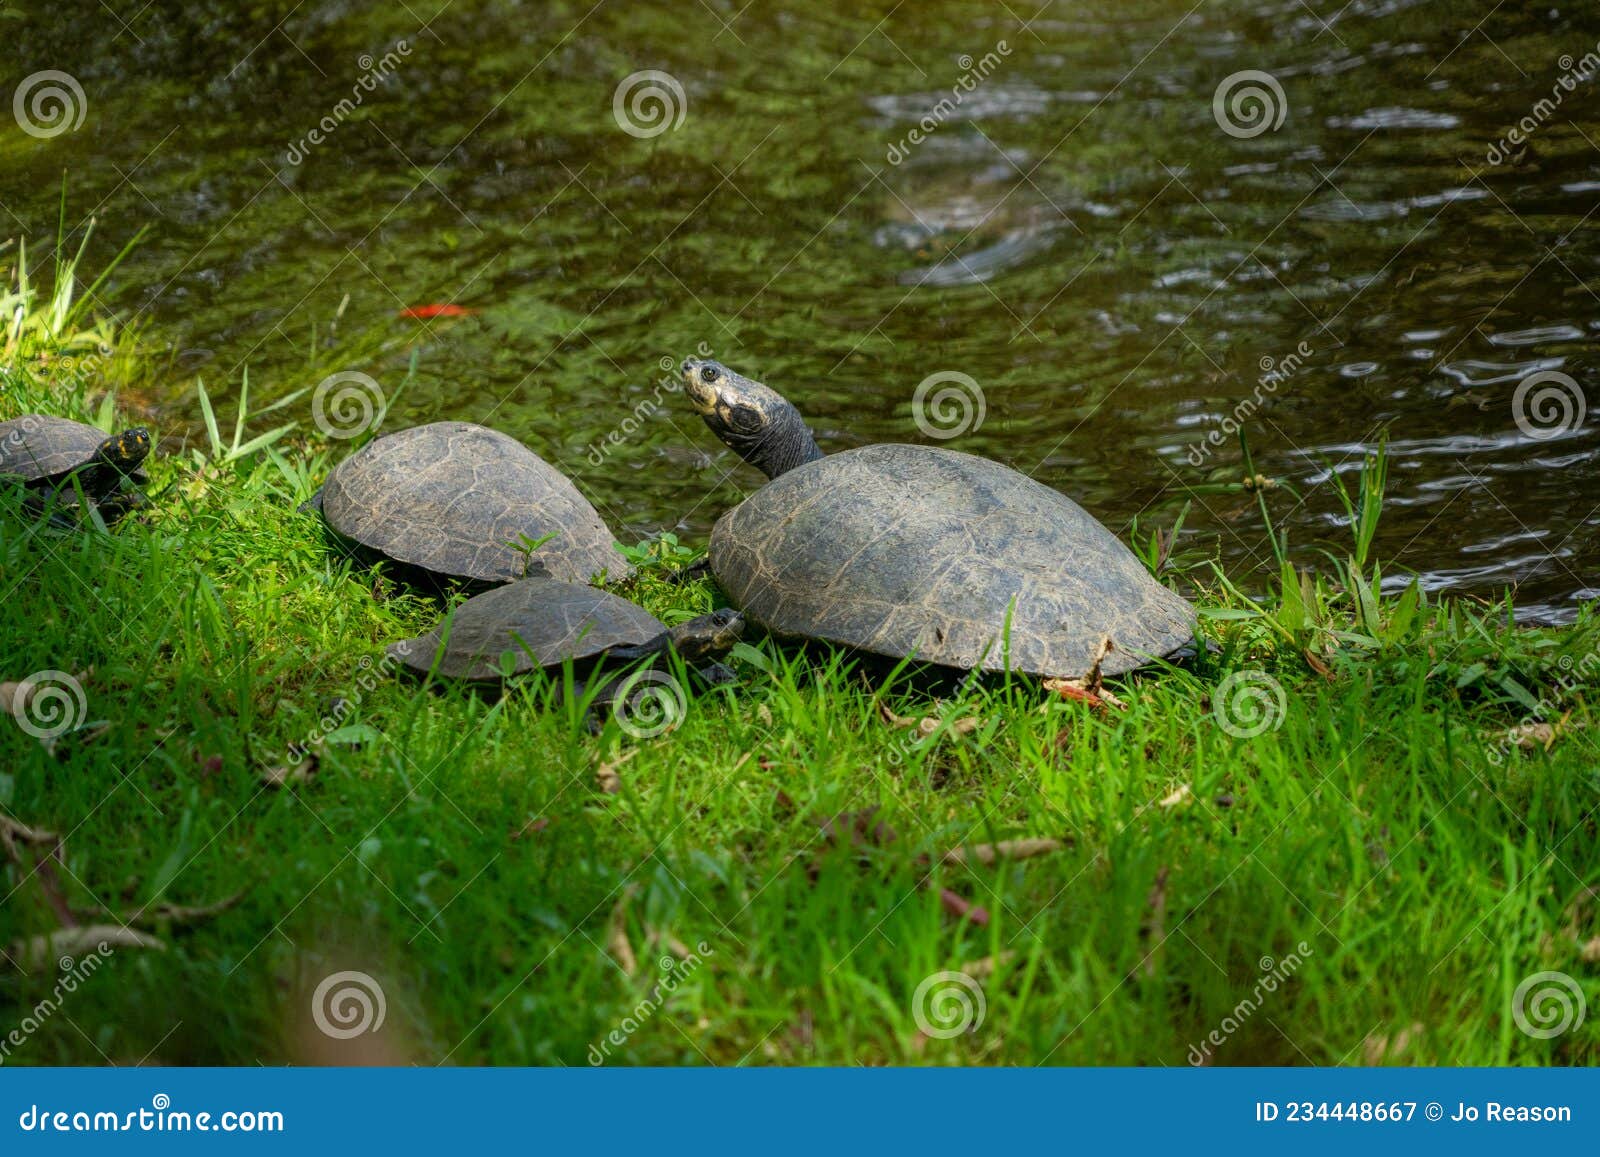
[1,238,1597,1068]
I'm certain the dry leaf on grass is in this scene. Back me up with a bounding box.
[594,749,638,795]
[876,699,982,738]
[260,752,319,788]
[1043,679,1127,712]
[818,806,899,852]
[8,924,166,974]
[606,886,640,977]
[1303,648,1334,681]
[0,669,92,720]
[938,888,989,927]
[797,807,1060,929]
[941,838,1064,867]
[962,950,1016,980]
[1483,715,1586,754]
[1480,721,1558,751]
[1,672,109,755]
[1140,865,1169,977]
[1517,722,1559,749]
[789,1007,815,1053]
[877,701,917,729]
[803,807,1001,926]
[1158,784,1194,809]
[804,807,900,883]
[648,930,695,961]
[1043,637,1129,711]
[0,813,57,857]
[510,816,551,841]
[1362,1022,1425,1064]
[1507,719,1578,751]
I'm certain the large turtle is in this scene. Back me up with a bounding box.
[679,358,1196,678]
[309,421,631,588]
[0,414,151,521]
[388,577,743,706]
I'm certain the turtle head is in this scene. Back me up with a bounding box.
[665,606,745,662]
[99,427,152,474]
[680,358,823,480]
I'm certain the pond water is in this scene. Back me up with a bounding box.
[7,0,1598,618]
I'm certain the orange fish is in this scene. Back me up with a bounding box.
[398,303,477,319]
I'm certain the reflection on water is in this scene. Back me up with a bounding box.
[5,0,1597,619]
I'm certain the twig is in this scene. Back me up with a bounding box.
[119,889,247,929]
[941,837,1065,867]
[0,813,75,927]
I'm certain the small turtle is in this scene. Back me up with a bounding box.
[387,578,744,708]
[0,415,151,521]
[679,358,1196,679]
[308,421,631,589]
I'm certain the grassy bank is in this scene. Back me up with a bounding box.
[2,238,1597,1067]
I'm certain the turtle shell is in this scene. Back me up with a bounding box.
[0,415,109,484]
[318,422,631,586]
[709,444,1196,678]
[386,578,666,681]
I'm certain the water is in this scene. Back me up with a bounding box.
[6,0,1597,618]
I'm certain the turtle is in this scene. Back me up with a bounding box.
[387,577,744,711]
[308,421,632,589]
[678,358,1197,679]
[0,415,151,522]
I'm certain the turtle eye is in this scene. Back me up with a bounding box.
[700,366,719,384]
